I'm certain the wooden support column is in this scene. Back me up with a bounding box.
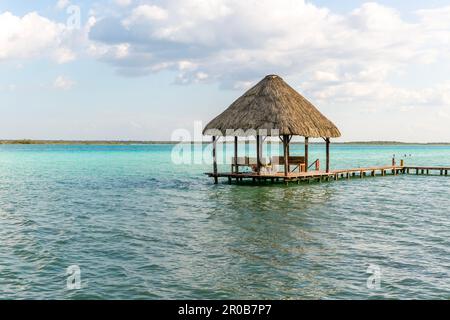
[304,137,309,172]
[259,135,264,165]
[287,136,290,159]
[212,136,218,184]
[283,135,289,177]
[256,135,261,175]
[234,136,238,174]
[325,138,330,173]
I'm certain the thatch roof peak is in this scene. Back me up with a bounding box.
[203,75,341,138]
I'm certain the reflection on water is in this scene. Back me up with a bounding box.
[202,184,340,299]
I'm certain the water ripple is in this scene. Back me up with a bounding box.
[0,144,449,299]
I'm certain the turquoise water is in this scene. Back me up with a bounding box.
[0,143,449,299]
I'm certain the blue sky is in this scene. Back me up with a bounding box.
[1,0,450,141]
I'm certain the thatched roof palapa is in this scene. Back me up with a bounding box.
[203,75,341,138]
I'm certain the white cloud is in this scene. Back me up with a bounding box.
[56,0,70,10]
[0,11,76,63]
[416,5,450,30]
[115,0,132,7]
[87,0,450,96]
[122,4,168,28]
[53,76,75,90]
[303,80,450,107]
[114,43,130,58]
[54,47,76,63]
[3,1,450,118]
[111,0,449,142]
[313,71,340,83]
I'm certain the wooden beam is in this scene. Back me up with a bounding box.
[287,138,290,159]
[287,135,291,159]
[325,138,330,173]
[283,135,289,177]
[256,135,261,175]
[234,136,238,174]
[212,136,218,184]
[259,135,263,164]
[304,137,309,172]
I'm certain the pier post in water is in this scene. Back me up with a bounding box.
[304,137,309,172]
[283,135,289,177]
[234,136,238,174]
[212,136,218,184]
[325,138,330,173]
[256,134,261,175]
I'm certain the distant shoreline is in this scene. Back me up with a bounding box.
[2,139,450,146]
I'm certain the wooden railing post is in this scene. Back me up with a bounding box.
[325,138,330,173]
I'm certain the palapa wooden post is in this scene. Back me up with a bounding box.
[325,138,330,173]
[283,135,289,177]
[288,135,292,158]
[287,136,290,159]
[304,137,309,172]
[259,135,263,168]
[256,134,261,175]
[212,136,218,184]
[234,136,238,174]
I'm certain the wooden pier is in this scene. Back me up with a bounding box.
[206,165,450,185]
[404,166,450,176]
[201,75,450,186]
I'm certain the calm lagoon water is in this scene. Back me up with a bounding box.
[0,143,449,299]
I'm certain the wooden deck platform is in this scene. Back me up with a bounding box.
[206,165,406,184]
[208,170,335,182]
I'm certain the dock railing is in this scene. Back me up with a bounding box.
[308,159,320,171]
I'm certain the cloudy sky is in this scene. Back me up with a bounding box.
[1,0,450,142]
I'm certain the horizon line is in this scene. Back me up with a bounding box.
[2,139,450,145]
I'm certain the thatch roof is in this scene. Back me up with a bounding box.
[203,75,341,138]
